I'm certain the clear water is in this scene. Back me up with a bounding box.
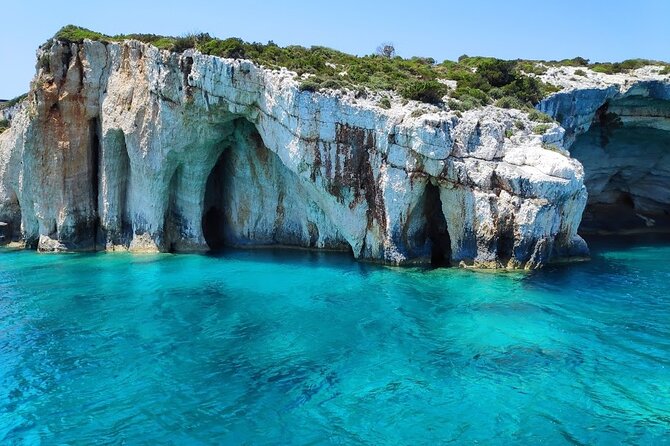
[1,236,669,445]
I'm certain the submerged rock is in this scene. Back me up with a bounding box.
[0,39,666,267]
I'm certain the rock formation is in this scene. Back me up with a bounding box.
[1,38,667,267]
[538,66,670,234]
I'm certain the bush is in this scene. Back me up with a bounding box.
[557,57,590,67]
[516,61,548,75]
[378,97,391,109]
[400,80,447,104]
[590,64,616,74]
[495,96,526,109]
[0,119,9,133]
[298,80,320,92]
[320,78,342,89]
[528,109,554,123]
[661,66,670,75]
[438,56,559,109]
[476,58,517,87]
[533,124,552,134]
[574,69,587,76]
[54,25,106,43]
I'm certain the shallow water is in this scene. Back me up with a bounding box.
[1,236,669,444]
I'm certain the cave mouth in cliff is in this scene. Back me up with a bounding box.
[571,98,670,235]
[424,183,452,267]
[0,189,21,244]
[202,151,228,251]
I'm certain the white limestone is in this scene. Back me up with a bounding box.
[10,40,663,267]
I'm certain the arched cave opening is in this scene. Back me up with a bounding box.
[571,99,670,234]
[202,150,228,251]
[423,182,452,267]
[89,118,101,249]
[164,166,185,253]
[106,129,133,246]
[0,189,21,245]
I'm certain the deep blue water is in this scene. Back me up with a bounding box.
[1,236,669,444]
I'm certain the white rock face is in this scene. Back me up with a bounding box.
[0,39,597,268]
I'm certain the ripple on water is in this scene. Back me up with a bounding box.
[0,239,669,444]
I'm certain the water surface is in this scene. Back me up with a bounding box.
[1,236,669,444]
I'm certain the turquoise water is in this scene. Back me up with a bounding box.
[1,236,669,444]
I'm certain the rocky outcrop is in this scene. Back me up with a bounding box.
[538,67,670,233]
[0,39,607,268]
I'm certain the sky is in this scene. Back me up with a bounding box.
[1,0,669,98]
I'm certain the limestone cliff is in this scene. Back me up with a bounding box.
[4,39,665,268]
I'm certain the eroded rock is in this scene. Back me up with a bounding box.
[0,39,601,268]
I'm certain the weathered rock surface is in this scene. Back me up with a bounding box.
[10,39,665,267]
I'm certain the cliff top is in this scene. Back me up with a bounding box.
[43,26,665,111]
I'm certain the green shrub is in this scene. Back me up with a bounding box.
[574,69,587,76]
[514,120,525,130]
[557,57,590,67]
[495,96,526,109]
[590,59,660,75]
[590,64,616,74]
[378,97,391,109]
[400,80,447,104]
[0,119,9,133]
[533,124,552,134]
[54,25,106,43]
[516,61,548,75]
[320,78,342,89]
[660,66,670,75]
[528,109,554,123]
[298,80,321,92]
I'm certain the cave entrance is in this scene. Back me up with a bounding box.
[202,151,228,251]
[423,183,452,267]
[570,98,670,234]
[89,118,101,249]
[0,189,21,245]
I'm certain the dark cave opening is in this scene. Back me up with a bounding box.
[202,151,228,251]
[164,167,185,253]
[89,118,102,249]
[116,133,133,243]
[570,97,670,235]
[0,189,21,245]
[423,183,452,267]
[103,129,133,247]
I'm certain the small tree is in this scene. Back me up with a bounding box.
[376,42,396,59]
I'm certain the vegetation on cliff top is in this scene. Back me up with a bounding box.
[47,26,668,111]
[0,93,28,110]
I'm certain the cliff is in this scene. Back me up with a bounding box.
[0,37,667,267]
